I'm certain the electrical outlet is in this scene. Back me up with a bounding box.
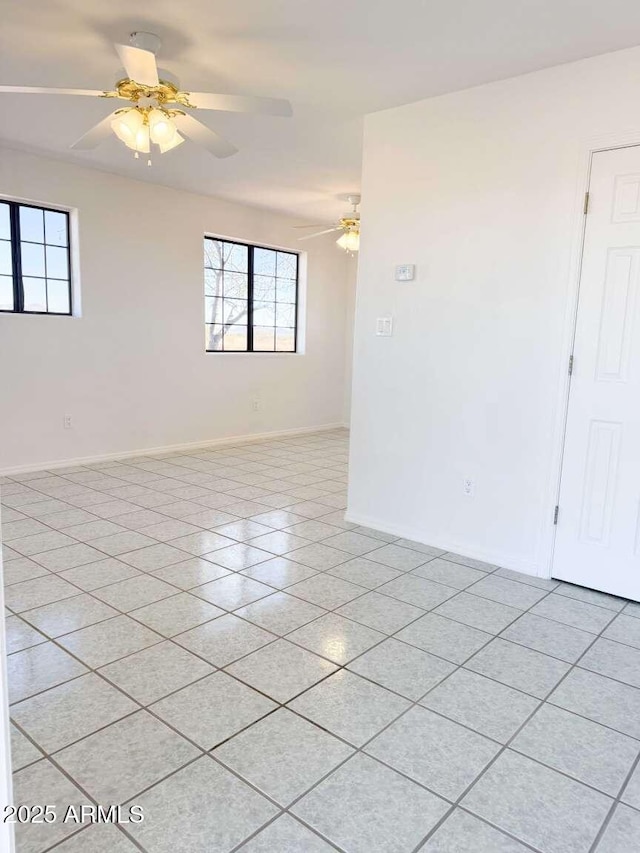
[251,398,261,412]
[63,415,73,429]
[463,477,475,497]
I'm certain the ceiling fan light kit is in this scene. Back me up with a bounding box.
[0,31,292,162]
[110,105,185,163]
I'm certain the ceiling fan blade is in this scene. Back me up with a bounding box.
[298,227,342,241]
[293,224,332,229]
[114,44,159,87]
[172,113,238,158]
[70,113,118,150]
[187,92,292,117]
[0,85,107,97]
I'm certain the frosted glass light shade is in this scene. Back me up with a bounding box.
[111,109,143,146]
[148,109,175,145]
[130,124,150,154]
[336,230,360,252]
[159,131,185,153]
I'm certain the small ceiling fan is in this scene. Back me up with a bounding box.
[296,194,361,252]
[0,32,292,162]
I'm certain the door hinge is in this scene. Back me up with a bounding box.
[568,354,574,376]
[553,506,559,525]
[584,192,590,214]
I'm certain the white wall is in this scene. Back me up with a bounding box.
[342,254,358,422]
[0,148,354,472]
[348,45,640,576]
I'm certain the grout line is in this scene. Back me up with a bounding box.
[587,752,640,853]
[275,568,629,852]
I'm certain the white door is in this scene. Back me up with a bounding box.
[554,145,640,601]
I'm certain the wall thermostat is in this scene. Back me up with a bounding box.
[395,264,415,281]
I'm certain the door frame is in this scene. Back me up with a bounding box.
[545,132,640,580]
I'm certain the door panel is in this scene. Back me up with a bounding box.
[554,146,640,601]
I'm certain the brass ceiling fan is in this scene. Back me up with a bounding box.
[0,32,293,162]
[296,194,361,252]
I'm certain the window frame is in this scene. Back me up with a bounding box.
[0,199,73,316]
[204,236,299,354]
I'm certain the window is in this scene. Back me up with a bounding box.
[204,237,298,352]
[0,200,72,315]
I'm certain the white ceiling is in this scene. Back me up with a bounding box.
[3,0,640,222]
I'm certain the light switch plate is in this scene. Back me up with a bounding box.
[376,317,393,336]
[395,264,415,281]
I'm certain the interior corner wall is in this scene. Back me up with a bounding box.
[347,45,640,577]
[0,148,352,472]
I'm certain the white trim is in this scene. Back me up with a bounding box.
[345,510,544,577]
[0,423,347,477]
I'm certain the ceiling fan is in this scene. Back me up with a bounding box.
[0,32,292,162]
[296,194,361,252]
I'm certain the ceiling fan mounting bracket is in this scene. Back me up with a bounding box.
[129,32,162,55]
[102,78,196,108]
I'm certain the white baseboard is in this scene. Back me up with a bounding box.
[345,509,548,580]
[0,422,348,477]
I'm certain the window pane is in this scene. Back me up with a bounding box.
[223,272,248,299]
[0,275,13,311]
[223,298,248,324]
[23,277,47,312]
[253,301,276,325]
[206,323,224,351]
[0,204,10,240]
[204,238,297,354]
[223,242,248,273]
[276,252,296,279]
[254,275,276,301]
[0,240,12,276]
[19,206,44,243]
[21,242,45,277]
[46,279,70,314]
[204,295,223,324]
[45,245,68,280]
[276,279,296,303]
[254,247,276,276]
[205,268,222,297]
[276,303,295,327]
[223,324,247,351]
[204,239,223,269]
[276,327,295,352]
[253,326,275,351]
[44,210,68,246]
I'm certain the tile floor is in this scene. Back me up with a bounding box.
[2,429,640,852]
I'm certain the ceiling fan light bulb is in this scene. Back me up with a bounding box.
[148,109,175,145]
